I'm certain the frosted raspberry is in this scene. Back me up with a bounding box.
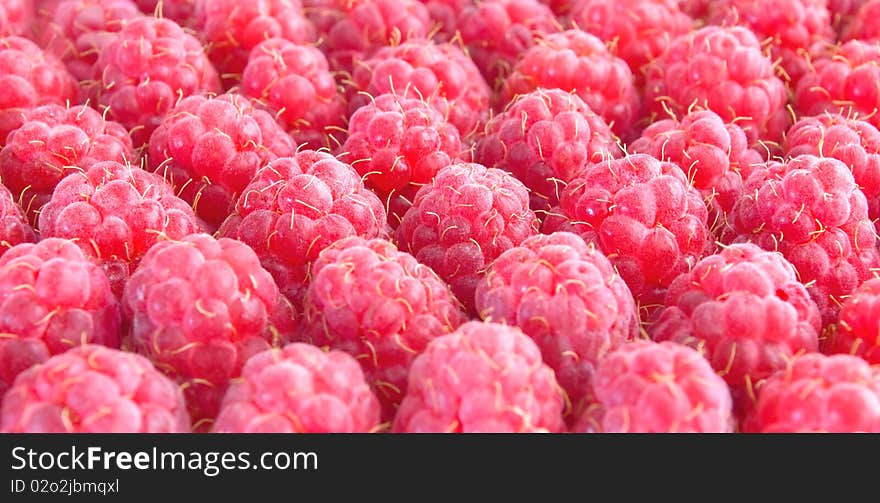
[644,26,790,146]
[0,104,135,225]
[501,29,641,139]
[570,0,693,80]
[346,38,492,139]
[213,343,381,432]
[92,16,221,147]
[37,0,140,83]
[218,151,387,307]
[474,88,619,217]
[842,0,880,42]
[133,0,197,27]
[0,36,78,147]
[148,92,295,229]
[305,0,432,73]
[0,0,34,36]
[826,278,880,363]
[123,233,296,429]
[338,92,463,227]
[1,345,189,432]
[394,162,539,314]
[651,243,821,416]
[476,232,639,417]
[0,238,121,399]
[241,38,346,150]
[38,161,204,297]
[194,0,315,89]
[629,109,762,236]
[302,237,467,416]
[575,340,734,433]
[743,353,880,432]
[729,155,880,325]
[542,154,710,316]
[392,321,566,432]
[0,185,36,256]
[456,0,560,86]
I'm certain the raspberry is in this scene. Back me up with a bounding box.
[302,237,467,416]
[194,0,316,89]
[148,92,296,229]
[0,104,135,225]
[542,154,710,316]
[37,0,140,83]
[0,37,78,147]
[417,0,470,40]
[346,38,492,139]
[729,155,880,325]
[644,26,790,146]
[0,184,36,256]
[0,0,34,36]
[500,29,641,139]
[305,0,432,73]
[678,0,712,20]
[91,16,221,148]
[456,0,560,86]
[38,161,204,297]
[628,109,762,236]
[794,40,880,131]
[574,340,734,433]
[475,89,619,217]
[123,233,296,429]
[841,0,880,42]
[743,353,880,432]
[0,238,122,399]
[706,0,833,85]
[240,38,346,150]
[133,0,197,27]
[392,321,566,432]
[213,343,381,432]
[785,113,880,236]
[825,278,880,363]
[393,162,539,314]
[651,243,821,416]
[1,345,190,432]
[218,151,387,307]
[537,0,574,15]
[338,92,463,227]
[475,232,639,417]
[569,0,693,80]
[830,0,870,30]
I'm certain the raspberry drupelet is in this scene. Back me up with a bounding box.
[0,0,34,37]
[841,0,880,42]
[133,0,198,27]
[825,278,880,363]
[1,345,190,433]
[0,185,36,256]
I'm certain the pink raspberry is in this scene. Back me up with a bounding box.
[794,40,880,131]
[213,343,381,432]
[148,92,295,229]
[0,104,135,225]
[240,38,346,150]
[0,36,78,147]
[392,321,566,432]
[629,109,763,237]
[338,92,463,227]
[569,0,693,81]
[729,155,880,325]
[574,340,734,433]
[417,0,471,40]
[830,0,870,30]
[92,16,221,147]
[305,0,432,73]
[651,243,821,417]
[475,232,639,418]
[0,238,121,399]
[743,353,880,432]
[841,0,880,42]
[37,0,140,83]
[474,88,619,217]
[455,0,560,86]
[346,38,492,139]
[134,0,197,27]
[1,345,190,432]
[302,237,467,417]
[38,161,204,297]
[194,0,315,89]
[500,29,642,139]
[0,0,34,36]
[393,162,539,314]
[218,151,387,307]
[825,278,880,363]
[123,233,296,429]
[542,154,710,317]
[0,184,36,256]
[644,26,790,146]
